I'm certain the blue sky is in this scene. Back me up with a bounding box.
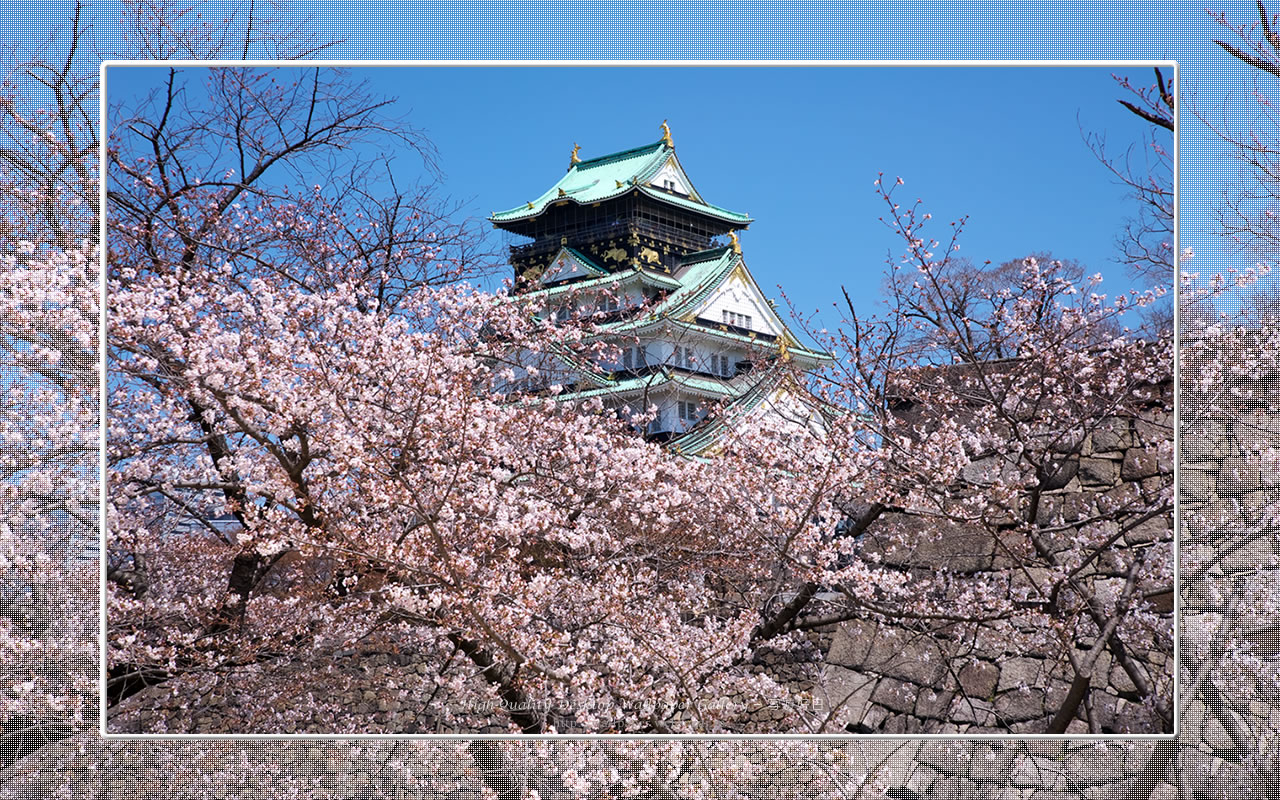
[10,1,1272,325]
[105,63,1169,329]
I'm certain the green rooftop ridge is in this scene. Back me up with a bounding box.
[490,137,751,226]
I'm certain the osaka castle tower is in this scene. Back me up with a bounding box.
[490,122,831,454]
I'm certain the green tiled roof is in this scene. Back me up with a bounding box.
[599,245,833,364]
[669,370,788,456]
[516,245,832,365]
[607,247,739,333]
[663,319,834,365]
[490,139,751,226]
[541,247,608,283]
[517,266,682,307]
[548,366,740,404]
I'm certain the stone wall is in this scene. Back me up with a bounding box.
[1176,394,1280,793]
[815,379,1175,734]
[110,376,1179,737]
[45,370,1280,798]
[824,355,1280,798]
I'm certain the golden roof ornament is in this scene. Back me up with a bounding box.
[569,142,582,166]
[729,231,741,254]
[660,119,673,148]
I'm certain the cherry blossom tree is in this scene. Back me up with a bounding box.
[773,177,1176,734]
[1082,66,1174,293]
[10,0,1275,794]
[107,66,492,312]
[0,1,101,769]
[1,10,912,790]
[104,89,1178,736]
[102,62,893,733]
[1151,4,1280,794]
[0,238,98,769]
[103,193,876,732]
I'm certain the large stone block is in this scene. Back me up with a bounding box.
[1219,534,1277,575]
[1095,479,1141,512]
[1108,665,1137,694]
[1078,457,1119,486]
[947,695,997,726]
[1123,513,1171,545]
[1024,739,1069,758]
[917,741,972,773]
[1149,783,1178,800]
[1133,411,1170,447]
[1088,417,1132,452]
[1244,621,1280,658]
[915,687,955,719]
[816,665,877,723]
[1057,490,1096,522]
[1120,448,1159,480]
[958,660,999,699]
[881,713,925,733]
[827,620,946,685]
[1233,412,1280,444]
[1179,464,1217,501]
[1034,493,1062,525]
[1220,456,1262,494]
[1062,747,1127,784]
[871,514,996,572]
[1010,756,1068,790]
[962,454,1027,486]
[1030,427,1086,455]
[1266,449,1280,488]
[994,687,1046,722]
[929,777,982,799]
[1180,420,1227,462]
[969,745,1017,781]
[997,657,1046,692]
[1040,457,1079,490]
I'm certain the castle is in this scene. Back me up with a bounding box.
[490,122,830,453]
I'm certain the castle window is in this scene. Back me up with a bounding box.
[678,401,701,422]
[622,346,646,370]
[673,345,693,369]
[722,310,753,330]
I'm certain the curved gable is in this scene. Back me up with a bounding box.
[539,247,607,286]
[686,262,784,338]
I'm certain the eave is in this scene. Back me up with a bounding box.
[490,139,751,230]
